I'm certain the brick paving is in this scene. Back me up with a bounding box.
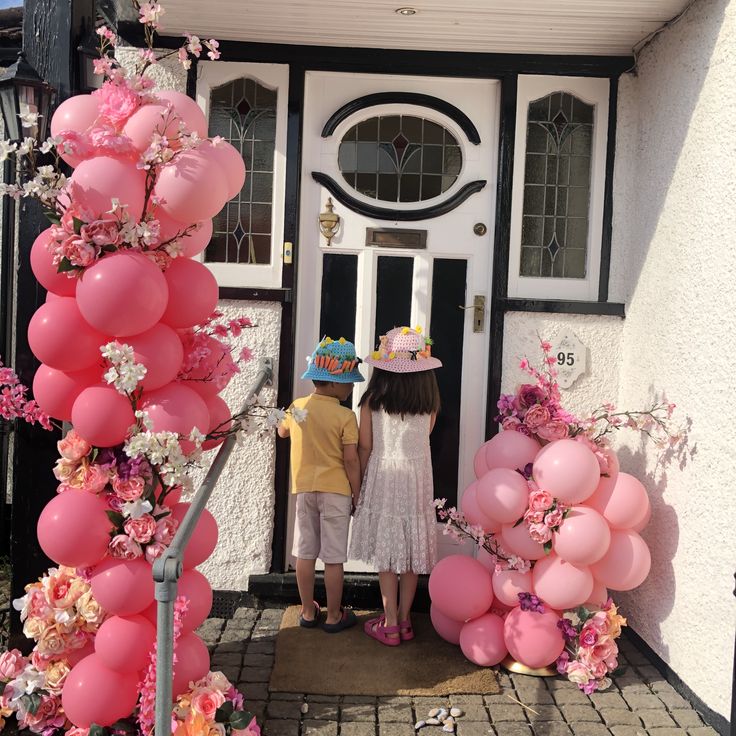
[196,607,721,736]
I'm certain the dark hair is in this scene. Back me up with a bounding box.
[312,380,330,387]
[359,368,440,416]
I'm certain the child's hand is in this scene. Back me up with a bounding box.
[351,493,360,514]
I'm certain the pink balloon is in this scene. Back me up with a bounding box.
[202,395,232,451]
[162,486,183,508]
[587,472,650,530]
[172,632,210,696]
[199,140,246,200]
[72,386,135,447]
[461,481,500,533]
[492,568,533,607]
[123,103,181,151]
[484,430,541,472]
[156,91,208,138]
[473,445,489,479]
[477,468,529,524]
[430,603,464,645]
[503,607,564,669]
[124,323,184,391]
[460,613,508,667]
[28,298,106,371]
[30,229,77,296]
[179,334,233,399]
[586,579,609,606]
[95,614,155,673]
[37,490,112,568]
[140,601,158,627]
[170,502,219,568]
[428,555,493,622]
[155,150,229,223]
[141,383,210,445]
[76,251,169,337]
[532,554,594,610]
[90,557,155,616]
[631,500,652,533]
[590,529,651,591]
[160,257,219,329]
[500,521,546,561]
[156,211,213,258]
[50,94,100,138]
[553,506,611,566]
[69,156,146,221]
[32,364,102,422]
[532,439,600,504]
[179,568,213,633]
[66,641,95,667]
[62,654,139,728]
[600,447,620,485]
[476,547,499,574]
[489,600,512,618]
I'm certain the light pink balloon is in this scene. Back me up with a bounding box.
[124,323,184,391]
[95,614,155,673]
[50,95,101,138]
[473,445,488,479]
[503,607,564,669]
[500,521,546,561]
[90,557,155,616]
[532,439,600,504]
[37,490,112,568]
[156,211,213,258]
[172,632,210,697]
[553,506,611,566]
[69,156,146,221]
[631,500,652,533]
[202,395,232,451]
[155,150,229,223]
[489,600,512,618]
[123,103,181,151]
[141,382,210,442]
[492,568,533,607]
[33,364,102,422]
[170,502,219,569]
[586,579,609,606]
[76,251,169,337]
[461,481,500,533]
[430,603,464,645]
[428,555,494,623]
[72,385,135,447]
[590,529,651,591]
[179,568,213,633]
[483,431,540,473]
[460,613,508,667]
[199,139,246,200]
[587,472,650,530]
[477,468,529,524]
[62,654,139,728]
[476,547,499,574]
[156,90,208,138]
[532,553,594,610]
[28,298,106,371]
[160,257,219,329]
[30,229,77,296]
[600,446,620,485]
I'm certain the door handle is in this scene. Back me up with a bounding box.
[458,295,486,333]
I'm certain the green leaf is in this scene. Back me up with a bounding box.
[43,207,61,225]
[101,244,118,253]
[543,540,553,554]
[89,724,108,736]
[576,605,592,621]
[215,701,235,722]
[72,216,85,235]
[19,692,42,715]
[56,256,77,274]
[105,510,125,528]
[110,719,137,733]
[229,710,254,729]
[512,516,525,528]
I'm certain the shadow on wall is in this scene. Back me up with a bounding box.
[615,0,728,299]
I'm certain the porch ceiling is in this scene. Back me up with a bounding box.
[161,0,691,56]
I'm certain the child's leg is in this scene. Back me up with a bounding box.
[319,493,353,626]
[293,493,320,621]
[398,572,419,623]
[378,571,400,640]
[323,563,344,625]
[295,557,318,621]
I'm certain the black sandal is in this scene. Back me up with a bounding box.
[298,601,321,628]
[321,607,357,634]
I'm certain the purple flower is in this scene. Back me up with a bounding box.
[117,454,151,481]
[518,592,545,613]
[557,617,578,641]
[556,651,570,675]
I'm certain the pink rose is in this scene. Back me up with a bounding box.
[190,687,226,720]
[579,622,601,647]
[501,416,522,432]
[565,660,592,686]
[145,541,167,564]
[66,729,91,736]
[57,431,91,462]
[524,509,545,524]
[93,80,141,126]
[154,516,177,545]
[124,514,156,544]
[19,693,65,733]
[46,570,84,609]
[80,219,121,247]
[61,236,97,267]
[112,475,145,502]
[544,508,564,529]
[516,384,546,409]
[528,522,552,544]
[109,534,143,559]
[524,404,551,430]
[528,489,554,512]
[81,463,109,494]
[536,420,570,442]
[0,649,27,680]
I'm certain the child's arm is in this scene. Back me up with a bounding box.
[277,421,290,438]
[343,444,361,510]
[358,403,373,478]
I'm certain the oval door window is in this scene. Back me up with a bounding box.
[337,114,462,203]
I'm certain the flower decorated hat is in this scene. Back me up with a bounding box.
[302,336,365,383]
[365,326,442,373]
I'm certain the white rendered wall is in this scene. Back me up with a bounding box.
[613,0,736,720]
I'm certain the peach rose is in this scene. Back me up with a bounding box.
[76,590,106,626]
[44,659,71,695]
[124,514,156,544]
[191,686,226,720]
[524,404,551,430]
[536,420,569,442]
[528,489,553,513]
[37,626,69,656]
[109,534,143,560]
[46,571,85,609]
[57,431,91,462]
[528,522,552,544]
[565,660,592,686]
[81,463,109,494]
[112,475,145,502]
[205,671,231,691]
[22,617,45,641]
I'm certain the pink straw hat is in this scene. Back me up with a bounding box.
[364,326,442,373]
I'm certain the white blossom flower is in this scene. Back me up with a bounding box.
[135,409,155,431]
[101,341,147,394]
[0,140,18,162]
[16,137,35,156]
[291,407,308,424]
[266,408,286,428]
[6,667,45,700]
[122,498,153,519]
[18,110,40,129]
[563,610,582,626]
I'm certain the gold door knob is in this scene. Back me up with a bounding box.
[319,198,341,246]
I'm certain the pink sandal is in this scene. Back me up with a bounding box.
[364,616,401,647]
[399,619,414,641]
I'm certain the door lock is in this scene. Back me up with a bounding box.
[458,295,486,333]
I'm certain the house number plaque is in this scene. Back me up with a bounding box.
[551,330,587,389]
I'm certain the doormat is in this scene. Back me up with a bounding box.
[269,607,501,696]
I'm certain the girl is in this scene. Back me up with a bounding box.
[349,326,442,646]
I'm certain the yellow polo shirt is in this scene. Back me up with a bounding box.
[282,394,359,495]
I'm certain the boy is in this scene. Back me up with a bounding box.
[278,336,363,632]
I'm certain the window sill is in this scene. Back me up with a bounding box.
[219,287,293,303]
[500,298,625,317]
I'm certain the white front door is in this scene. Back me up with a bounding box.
[289,71,499,570]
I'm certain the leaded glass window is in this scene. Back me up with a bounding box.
[520,93,593,279]
[338,115,462,202]
[206,77,276,265]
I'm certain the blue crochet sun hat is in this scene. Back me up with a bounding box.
[301,336,365,383]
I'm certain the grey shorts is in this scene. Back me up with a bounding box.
[292,492,352,564]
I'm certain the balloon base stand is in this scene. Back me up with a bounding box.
[501,655,557,678]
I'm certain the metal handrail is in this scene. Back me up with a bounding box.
[152,357,274,734]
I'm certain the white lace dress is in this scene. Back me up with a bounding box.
[349,410,438,574]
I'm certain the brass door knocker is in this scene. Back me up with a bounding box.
[318,197,341,246]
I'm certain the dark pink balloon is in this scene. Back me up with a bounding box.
[172,632,210,696]
[90,557,155,616]
[202,394,232,451]
[156,211,213,258]
[30,229,77,296]
[160,257,219,329]
[95,614,155,673]
[71,385,135,447]
[124,323,184,391]
[170,502,219,569]
[32,364,102,422]
[179,568,213,633]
